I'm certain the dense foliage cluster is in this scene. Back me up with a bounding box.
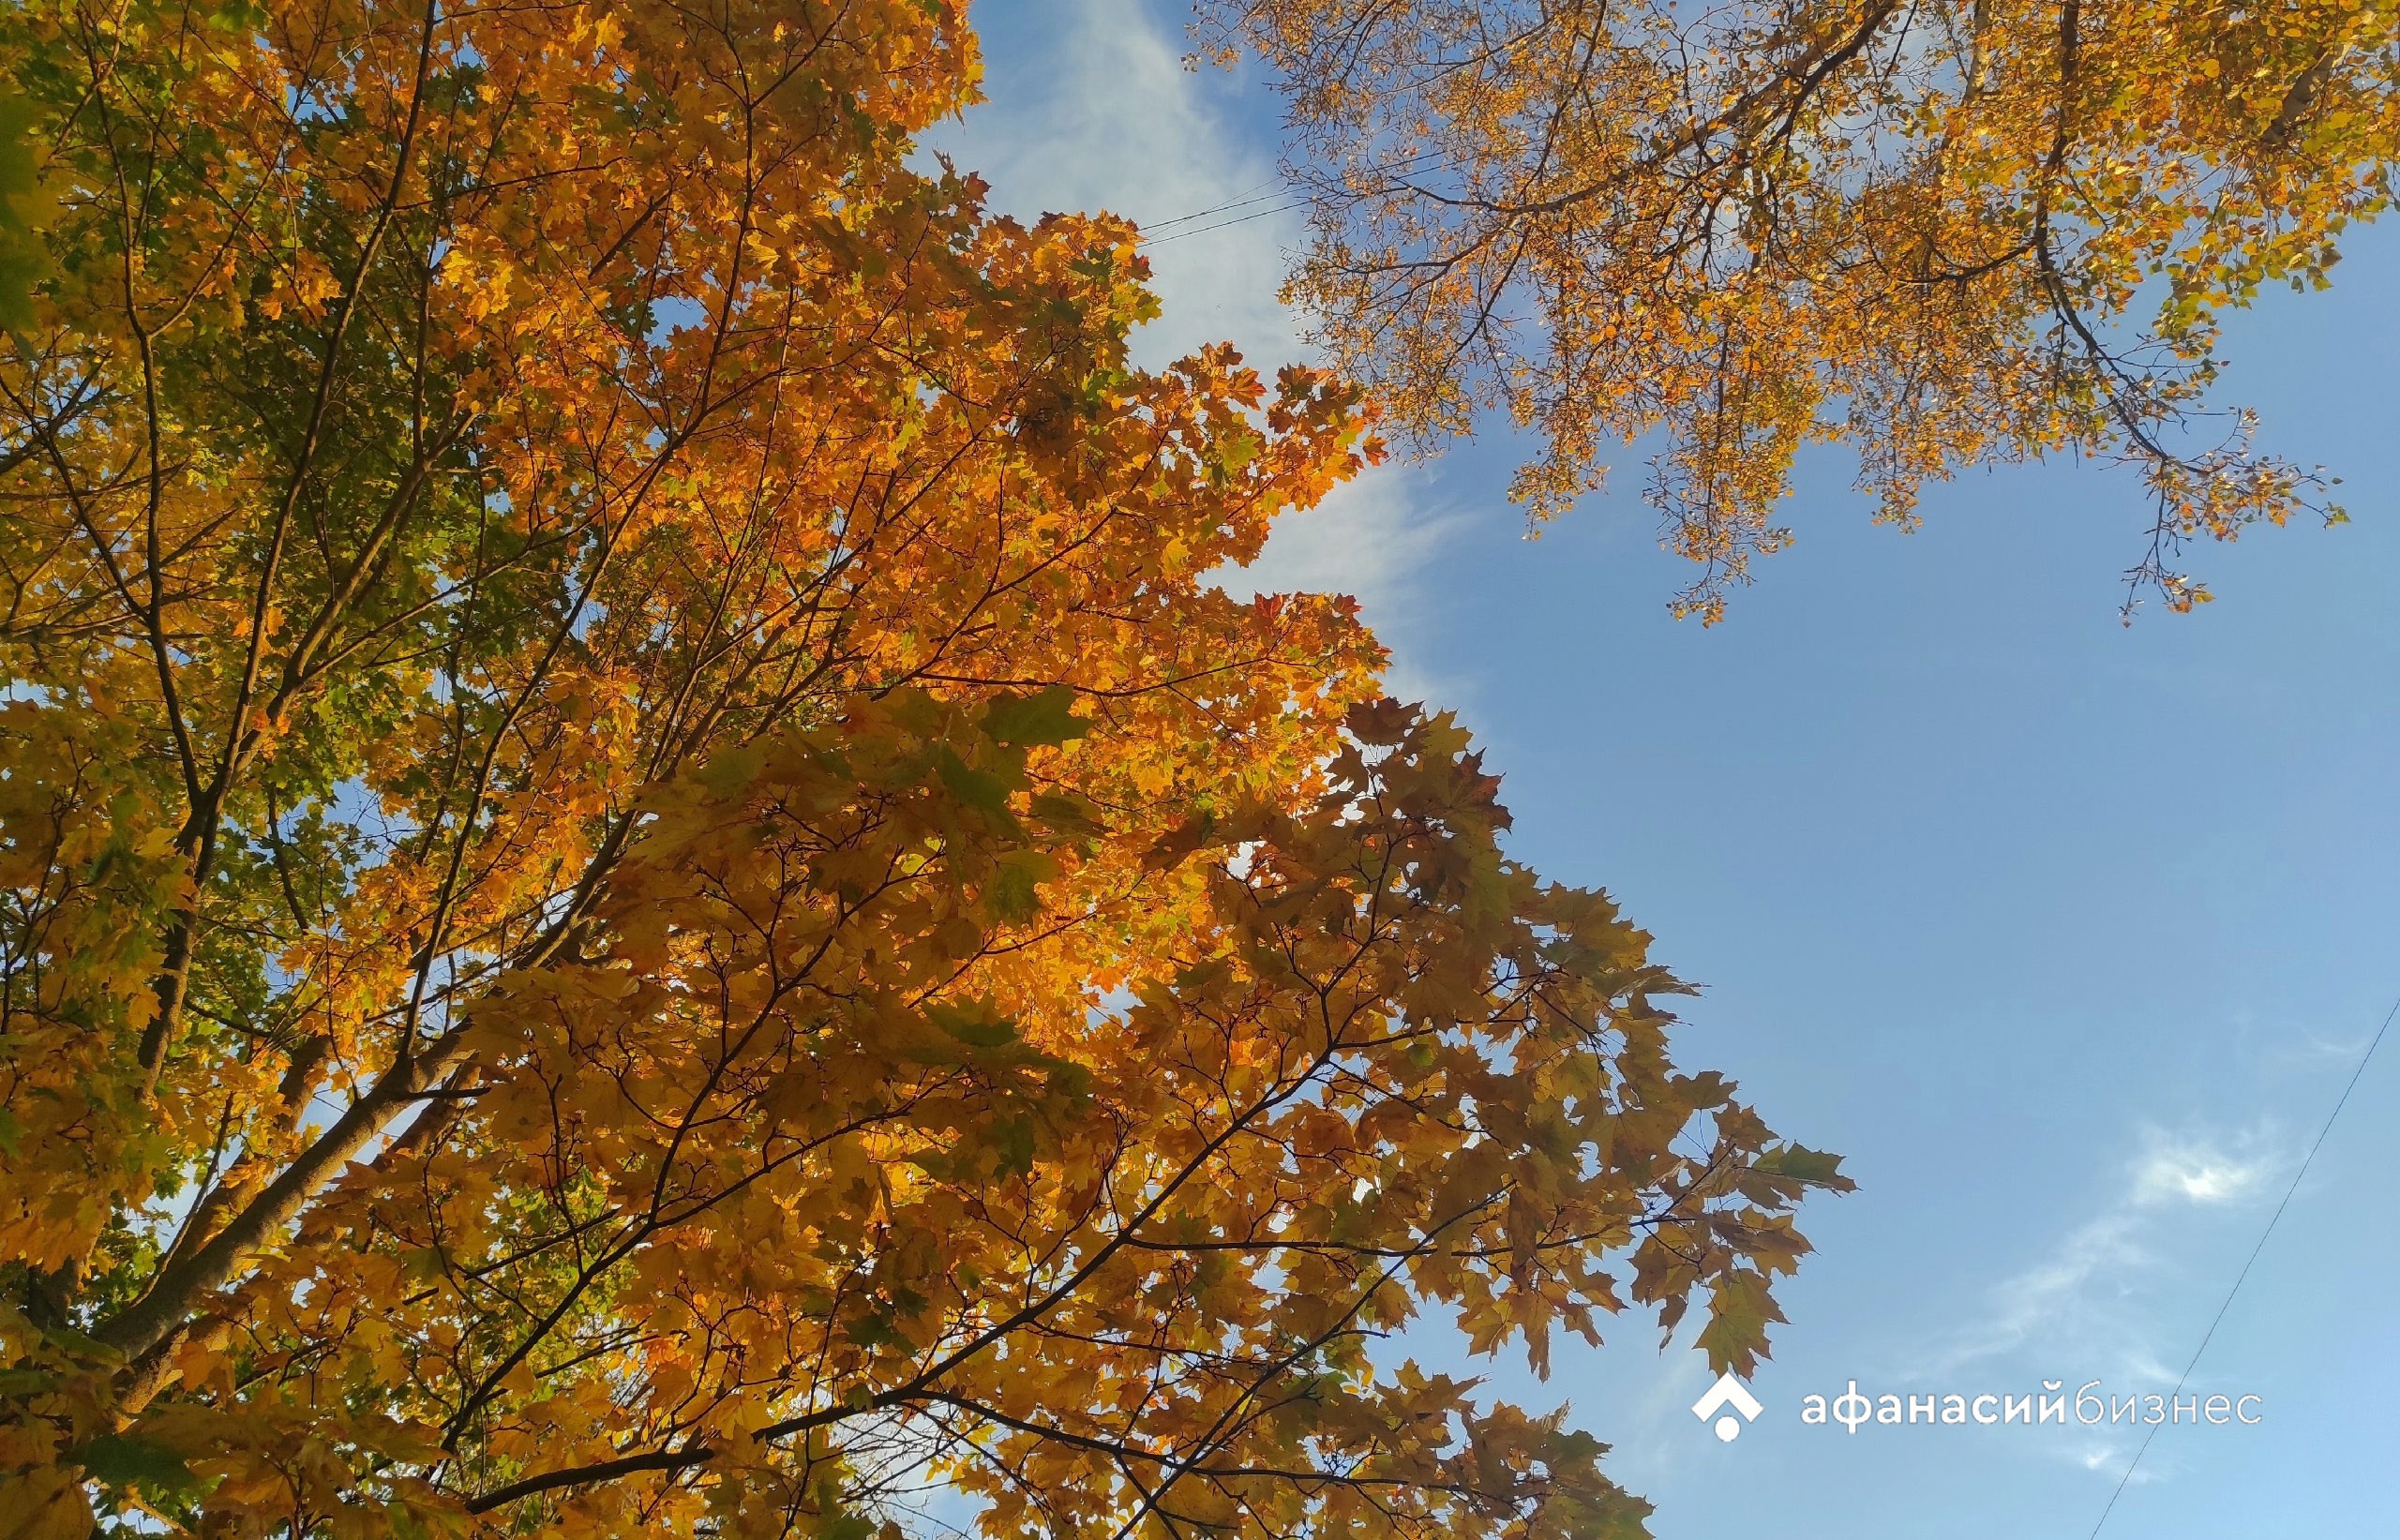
[1205,0,2395,616]
[0,1,1844,1534]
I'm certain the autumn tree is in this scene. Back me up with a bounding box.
[0,1,1847,1535]
[1200,0,2397,619]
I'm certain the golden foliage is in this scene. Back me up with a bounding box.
[1202,0,2392,617]
[0,1,1846,1534]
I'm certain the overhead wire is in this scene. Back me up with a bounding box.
[1135,175,1286,235]
[1138,199,1317,248]
[2085,989,2398,1538]
[1131,149,1458,248]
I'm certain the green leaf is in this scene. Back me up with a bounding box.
[1749,1145,1854,1189]
[38,1323,122,1366]
[823,1510,878,1540]
[986,862,1036,920]
[1694,1269,1785,1378]
[981,685,1090,749]
[933,746,1012,815]
[694,742,765,797]
[0,93,54,335]
[1028,791,1104,840]
[984,850,1051,922]
[76,1434,197,1495]
[843,1309,902,1352]
[988,1114,1037,1176]
[927,1001,1016,1049]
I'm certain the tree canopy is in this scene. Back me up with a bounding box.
[1202,0,2395,618]
[0,1,1846,1535]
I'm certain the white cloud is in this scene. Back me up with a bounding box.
[2130,1135,2272,1207]
[1921,1124,2282,1380]
[938,0,1300,371]
[1895,1122,2285,1483]
[929,0,1463,700]
[1212,472,1470,706]
[1923,1208,2146,1377]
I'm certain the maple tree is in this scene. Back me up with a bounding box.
[0,0,1850,1535]
[1200,0,2397,619]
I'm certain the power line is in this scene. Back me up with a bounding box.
[1138,199,1315,248]
[1136,176,1285,235]
[2086,990,2398,1538]
[1132,150,1457,248]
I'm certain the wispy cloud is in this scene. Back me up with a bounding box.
[1929,1122,2265,1362]
[1906,1123,2284,1478]
[929,0,1462,699]
[1211,475,1470,706]
[2129,1133,2273,1206]
[1925,1124,2280,1382]
[1926,1206,2151,1377]
[936,0,1299,372]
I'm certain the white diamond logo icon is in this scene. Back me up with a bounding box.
[1692,1373,1763,1442]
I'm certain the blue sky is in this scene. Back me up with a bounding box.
[936,7,2400,1535]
